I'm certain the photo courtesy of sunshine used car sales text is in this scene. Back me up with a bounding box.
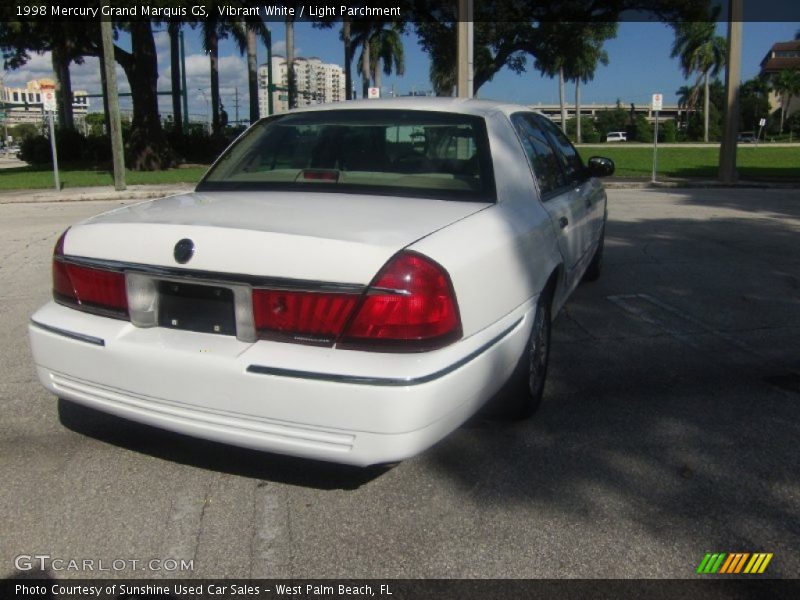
[12,582,394,598]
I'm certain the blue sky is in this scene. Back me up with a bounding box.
[3,20,798,122]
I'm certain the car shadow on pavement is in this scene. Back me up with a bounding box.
[56,399,389,491]
[422,188,800,577]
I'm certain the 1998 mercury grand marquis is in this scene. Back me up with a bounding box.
[29,98,613,466]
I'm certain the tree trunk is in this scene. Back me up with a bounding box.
[343,18,352,100]
[780,94,786,132]
[362,38,371,100]
[169,22,182,138]
[247,28,259,123]
[209,29,221,135]
[703,71,710,143]
[286,18,296,109]
[122,21,172,170]
[559,67,566,131]
[51,44,74,130]
[575,79,581,144]
[373,57,382,93]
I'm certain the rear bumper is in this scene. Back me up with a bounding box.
[29,301,533,466]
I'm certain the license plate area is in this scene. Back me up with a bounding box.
[157,281,236,336]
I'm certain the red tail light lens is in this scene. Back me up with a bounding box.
[52,230,129,319]
[341,251,462,351]
[253,289,359,343]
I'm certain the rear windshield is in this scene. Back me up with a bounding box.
[197,109,496,202]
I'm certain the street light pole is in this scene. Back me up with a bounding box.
[180,29,189,132]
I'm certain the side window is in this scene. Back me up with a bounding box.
[537,116,586,183]
[511,113,567,197]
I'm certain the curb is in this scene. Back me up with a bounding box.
[0,185,194,204]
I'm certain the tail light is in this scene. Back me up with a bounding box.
[252,289,359,344]
[252,251,461,351]
[52,229,129,319]
[340,251,462,351]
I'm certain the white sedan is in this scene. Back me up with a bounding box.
[29,98,613,466]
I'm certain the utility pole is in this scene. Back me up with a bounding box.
[233,87,240,124]
[719,0,743,183]
[180,29,189,132]
[456,0,474,98]
[101,11,125,191]
[266,27,274,116]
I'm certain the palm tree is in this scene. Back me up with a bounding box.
[671,21,727,142]
[201,17,225,134]
[535,22,615,137]
[228,19,271,123]
[676,84,697,129]
[771,69,800,132]
[353,22,405,99]
[568,23,614,143]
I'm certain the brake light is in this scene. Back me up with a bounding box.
[252,289,359,343]
[340,251,462,351]
[52,229,129,319]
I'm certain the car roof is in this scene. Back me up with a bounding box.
[284,97,532,118]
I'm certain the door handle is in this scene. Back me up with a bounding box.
[559,217,569,229]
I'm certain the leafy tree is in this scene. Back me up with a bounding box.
[676,84,696,129]
[738,77,771,133]
[0,13,173,169]
[414,0,712,97]
[594,108,629,140]
[770,69,800,133]
[659,119,678,142]
[671,19,727,142]
[565,116,599,143]
[632,113,653,143]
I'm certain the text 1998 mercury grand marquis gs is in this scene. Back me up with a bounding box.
[29,98,614,466]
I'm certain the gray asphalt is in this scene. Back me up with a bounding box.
[1,189,798,579]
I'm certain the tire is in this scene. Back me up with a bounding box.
[486,288,553,420]
[583,225,605,282]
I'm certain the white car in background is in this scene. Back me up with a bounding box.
[29,98,613,466]
[606,131,627,142]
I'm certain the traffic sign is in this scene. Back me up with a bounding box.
[759,118,766,127]
[368,87,380,99]
[42,86,57,112]
[651,93,663,112]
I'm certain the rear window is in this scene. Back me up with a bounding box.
[198,109,495,202]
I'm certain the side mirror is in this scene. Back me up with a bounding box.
[587,156,615,178]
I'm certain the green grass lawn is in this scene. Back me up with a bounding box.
[1,145,798,190]
[578,145,800,179]
[0,163,209,191]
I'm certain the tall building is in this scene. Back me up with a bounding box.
[0,77,89,125]
[258,56,346,117]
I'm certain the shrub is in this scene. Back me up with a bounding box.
[18,135,53,164]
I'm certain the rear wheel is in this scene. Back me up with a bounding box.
[487,288,552,420]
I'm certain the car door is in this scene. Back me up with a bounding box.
[510,113,585,288]
[537,115,606,259]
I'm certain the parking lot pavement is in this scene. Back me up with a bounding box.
[1,189,798,579]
